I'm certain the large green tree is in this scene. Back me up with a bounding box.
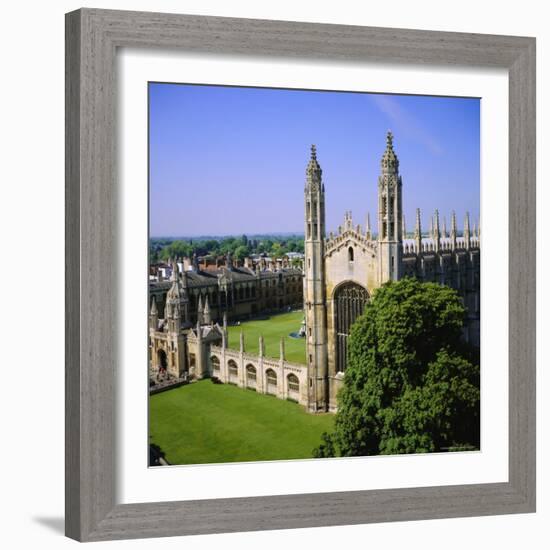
[315,278,479,458]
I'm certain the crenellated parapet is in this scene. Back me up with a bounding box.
[402,236,480,256]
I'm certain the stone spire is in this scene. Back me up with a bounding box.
[450,210,457,250]
[280,337,285,361]
[414,208,422,253]
[170,260,178,282]
[306,144,323,192]
[365,212,372,240]
[433,209,440,252]
[259,335,265,357]
[222,328,227,349]
[343,210,353,231]
[442,216,447,239]
[203,295,211,325]
[381,130,399,175]
[226,252,234,271]
[464,212,471,250]
[239,330,245,353]
[197,294,203,325]
[149,295,158,329]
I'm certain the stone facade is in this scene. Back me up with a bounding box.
[149,267,308,405]
[149,131,480,414]
[149,258,303,326]
[305,132,480,412]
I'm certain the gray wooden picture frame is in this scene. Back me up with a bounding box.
[65,8,536,542]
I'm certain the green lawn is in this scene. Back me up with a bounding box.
[227,310,306,364]
[149,380,334,465]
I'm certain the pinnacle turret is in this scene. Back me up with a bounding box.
[381,130,399,175]
[197,294,203,325]
[450,210,457,250]
[464,212,471,250]
[433,209,440,252]
[149,295,158,330]
[305,144,323,191]
[414,208,422,252]
[365,212,372,240]
[203,295,211,324]
[150,295,158,316]
[240,330,245,353]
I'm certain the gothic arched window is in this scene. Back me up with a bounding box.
[211,355,220,373]
[287,374,300,394]
[246,364,257,389]
[348,246,354,262]
[334,283,370,373]
[266,369,277,386]
[228,360,238,383]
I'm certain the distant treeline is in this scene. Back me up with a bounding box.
[149,234,305,264]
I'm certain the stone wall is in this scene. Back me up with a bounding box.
[208,345,309,407]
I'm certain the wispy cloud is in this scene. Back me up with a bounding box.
[370,95,444,155]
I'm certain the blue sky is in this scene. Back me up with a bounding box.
[149,83,479,237]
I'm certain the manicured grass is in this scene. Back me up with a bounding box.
[227,310,306,364]
[149,380,334,465]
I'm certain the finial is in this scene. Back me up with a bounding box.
[450,210,457,250]
[197,294,203,324]
[433,209,440,252]
[280,336,285,361]
[170,260,178,282]
[203,295,211,324]
[310,144,317,160]
[150,295,158,315]
[464,212,471,250]
[386,130,393,148]
[414,208,422,252]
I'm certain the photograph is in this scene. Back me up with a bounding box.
[147,82,481,466]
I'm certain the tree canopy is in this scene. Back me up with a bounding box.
[315,278,480,458]
[149,235,304,264]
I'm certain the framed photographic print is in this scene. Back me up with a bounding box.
[65,8,536,542]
